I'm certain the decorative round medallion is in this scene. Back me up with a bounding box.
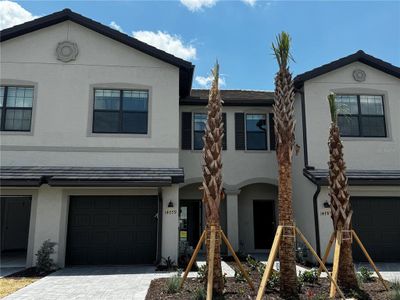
[353,69,366,82]
[56,41,78,62]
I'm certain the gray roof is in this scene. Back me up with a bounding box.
[180,89,274,106]
[0,166,184,187]
[304,168,400,186]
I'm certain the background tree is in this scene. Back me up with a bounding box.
[327,93,359,290]
[201,62,224,295]
[272,32,298,299]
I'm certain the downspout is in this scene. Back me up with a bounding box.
[312,183,321,257]
[156,188,163,264]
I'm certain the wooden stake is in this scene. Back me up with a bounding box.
[180,230,206,289]
[207,225,216,300]
[256,225,283,300]
[352,230,389,291]
[220,230,255,290]
[317,231,335,276]
[329,230,342,298]
[295,228,345,300]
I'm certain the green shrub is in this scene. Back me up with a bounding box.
[266,271,280,290]
[166,274,181,294]
[390,280,400,300]
[298,268,319,284]
[36,239,57,273]
[234,268,245,283]
[192,287,206,300]
[358,266,374,283]
[197,264,207,282]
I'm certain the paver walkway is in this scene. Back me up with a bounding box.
[4,262,234,300]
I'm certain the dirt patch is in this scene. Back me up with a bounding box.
[145,263,393,300]
[0,268,54,299]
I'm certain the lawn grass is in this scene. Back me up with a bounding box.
[0,277,38,298]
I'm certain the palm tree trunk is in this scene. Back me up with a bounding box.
[205,223,224,294]
[278,161,298,298]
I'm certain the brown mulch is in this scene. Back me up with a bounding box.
[145,263,393,300]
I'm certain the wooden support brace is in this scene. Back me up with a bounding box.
[180,230,206,289]
[317,231,335,277]
[207,225,216,300]
[352,230,389,291]
[329,230,342,298]
[295,228,346,300]
[220,230,255,290]
[256,225,283,300]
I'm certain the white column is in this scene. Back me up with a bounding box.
[226,189,240,251]
[161,185,179,262]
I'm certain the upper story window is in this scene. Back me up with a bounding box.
[93,89,148,134]
[246,114,268,150]
[0,86,34,132]
[193,113,207,150]
[336,95,386,137]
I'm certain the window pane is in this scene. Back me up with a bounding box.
[122,91,148,111]
[193,132,204,150]
[360,95,384,115]
[94,89,120,110]
[246,132,267,150]
[0,87,4,107]
[360,116,386,137]
[246,114,267,150]
[6,87,33,108]
[194,113,207,131]
[4,109,32,131]
[338,115,359,136]
[93,111,119,132]
[336,95,358,115]
[122,112,148,133]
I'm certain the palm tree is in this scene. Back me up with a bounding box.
[201,62,224,295]
[327,93,359,290]
[272,32,298,299]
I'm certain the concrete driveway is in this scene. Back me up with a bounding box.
[4,266,175,300]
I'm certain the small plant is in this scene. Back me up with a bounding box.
[358,266,374,283]
[197,264,207,282]
[246,255,265,277]
[234,268,245,283]
[192,287,206,300]
[390,280,400,300]
[299,268,319,284]
[166,271,181,294]
[35,239,57,273]
[266,271,280,290]
[156,256,177,271]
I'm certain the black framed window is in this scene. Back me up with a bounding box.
[246,114,268,150]
[336,95,386,137]
[0,86,34,132]
[193,113,207,150]
[93,89,148,134]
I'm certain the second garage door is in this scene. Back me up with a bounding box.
[66,196,158,265]
[351,197,400,262]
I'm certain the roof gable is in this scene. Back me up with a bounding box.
[0,8,194,97]
[294,50,400,89]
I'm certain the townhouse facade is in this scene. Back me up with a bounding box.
[0,9,399,268]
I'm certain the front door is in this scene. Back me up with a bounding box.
[179,200,202,249]
[253,200,275,249]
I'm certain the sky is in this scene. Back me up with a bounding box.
[1,0,399,90]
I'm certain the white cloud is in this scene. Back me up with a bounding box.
[241,0,257,6]
[195,74,226,88]
[180,0,217,12]
[132,30,196,60]
[0,1,39,30]
[109,21,125,33]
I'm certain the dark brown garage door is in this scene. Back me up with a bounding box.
[66,196,158,265]
[351,197,400,262]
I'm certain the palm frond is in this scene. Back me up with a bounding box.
[271,31,294,69]
[327,93,337,124]
[211,60,219,88]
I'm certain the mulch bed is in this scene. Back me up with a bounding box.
[146,262,393,299]
[5,267,54,278]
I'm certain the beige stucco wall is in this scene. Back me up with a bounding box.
[304,62,400,170]
[0,20,180,168]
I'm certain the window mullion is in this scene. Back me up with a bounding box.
[357,95,362,137]
[1,86,8,131]
[119,90,123,133]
